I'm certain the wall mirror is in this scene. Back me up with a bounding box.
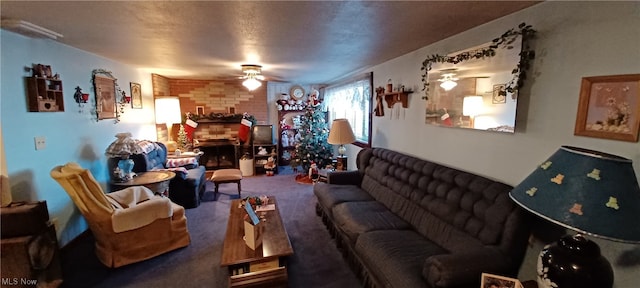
[422,24,535,133]
[92,69,119,121]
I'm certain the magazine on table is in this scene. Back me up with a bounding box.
[256,204,275,212]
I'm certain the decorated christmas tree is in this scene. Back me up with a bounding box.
[177,124,189,150]
[294,104,333,172]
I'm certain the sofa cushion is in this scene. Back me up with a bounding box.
[313,183,373,217]
[355,230,446,288]
[333,201,411,244]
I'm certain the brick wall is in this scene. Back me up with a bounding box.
[151,74,267,142]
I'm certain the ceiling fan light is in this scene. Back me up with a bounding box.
[243,78,262,90]
[241,64,262,74]
[440,80,457,91]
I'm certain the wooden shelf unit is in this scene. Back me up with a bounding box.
[253,143,277,175]
[26,76,65,112]
[277,110,305,166]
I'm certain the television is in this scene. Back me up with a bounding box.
[252,125,273,144]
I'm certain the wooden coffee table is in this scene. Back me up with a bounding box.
[221,197,293,287]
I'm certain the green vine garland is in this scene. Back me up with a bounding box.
[184,112,257,126]
[421,23,536,100]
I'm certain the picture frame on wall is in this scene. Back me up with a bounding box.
[574,74,640,142]
[196,106,205,115]
[130,82,142,109]
[492,84,507,104]
[480,273,523,288]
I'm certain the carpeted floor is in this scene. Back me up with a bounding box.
[59,167,360,288]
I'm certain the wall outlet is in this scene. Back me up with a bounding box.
[34,136,46,150]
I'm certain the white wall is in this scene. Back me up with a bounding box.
[1,31,157,246]
[341,2,639,286]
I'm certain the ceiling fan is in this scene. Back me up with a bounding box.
[437,68,459,91]
[240,64,264,91]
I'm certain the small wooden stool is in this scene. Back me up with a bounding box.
[210,169,242,200]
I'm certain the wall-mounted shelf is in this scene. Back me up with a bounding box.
[384,90,412,108]
[26,76,65,112]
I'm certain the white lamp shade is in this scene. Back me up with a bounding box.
[328,119,356,145]
[155,97,182,124]
[462,96,483,116]
[243,78,262,90]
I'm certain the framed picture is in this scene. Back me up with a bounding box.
[93,75,117,120]
[492,84,507,104]
[196,106,205,115]
[480,273,523,288]
[574,74,640,142]
[130,82,142,109]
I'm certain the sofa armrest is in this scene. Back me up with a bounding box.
[327,170,362,185]
[111,197,173,233]
[423,247,513,288]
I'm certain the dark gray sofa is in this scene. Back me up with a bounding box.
[313,148,530,288]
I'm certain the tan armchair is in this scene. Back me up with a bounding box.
[50,162,190,268]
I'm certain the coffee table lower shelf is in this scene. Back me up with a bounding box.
[229,266,287,288]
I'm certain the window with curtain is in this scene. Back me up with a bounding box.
[322,72,372,147]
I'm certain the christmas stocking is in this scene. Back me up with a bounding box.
[184,119,198,141]
[441,110,453,126]
[238,118,252,143]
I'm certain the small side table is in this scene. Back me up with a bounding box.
[318,168,353,183]
[111,171,176,197]
[335,156,348,171]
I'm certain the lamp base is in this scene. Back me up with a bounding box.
[335,156,347,171]
[537,234,613,288]
[113,158,136,182]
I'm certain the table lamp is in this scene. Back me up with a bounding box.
[462,95,483,128]
[509,146,640,288]
[327,119,355,170]
[105,132,142,181]
[155,97,182,151]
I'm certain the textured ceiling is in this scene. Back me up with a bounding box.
[1,1,539,84]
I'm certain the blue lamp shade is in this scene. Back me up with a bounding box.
[510,146,640,288]
[509,146,640,243]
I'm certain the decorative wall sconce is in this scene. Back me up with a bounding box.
[74,86,89,103]
[120,91,131,104]
[74,86,90,113]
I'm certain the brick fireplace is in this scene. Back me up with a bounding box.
[152,74,267,169]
